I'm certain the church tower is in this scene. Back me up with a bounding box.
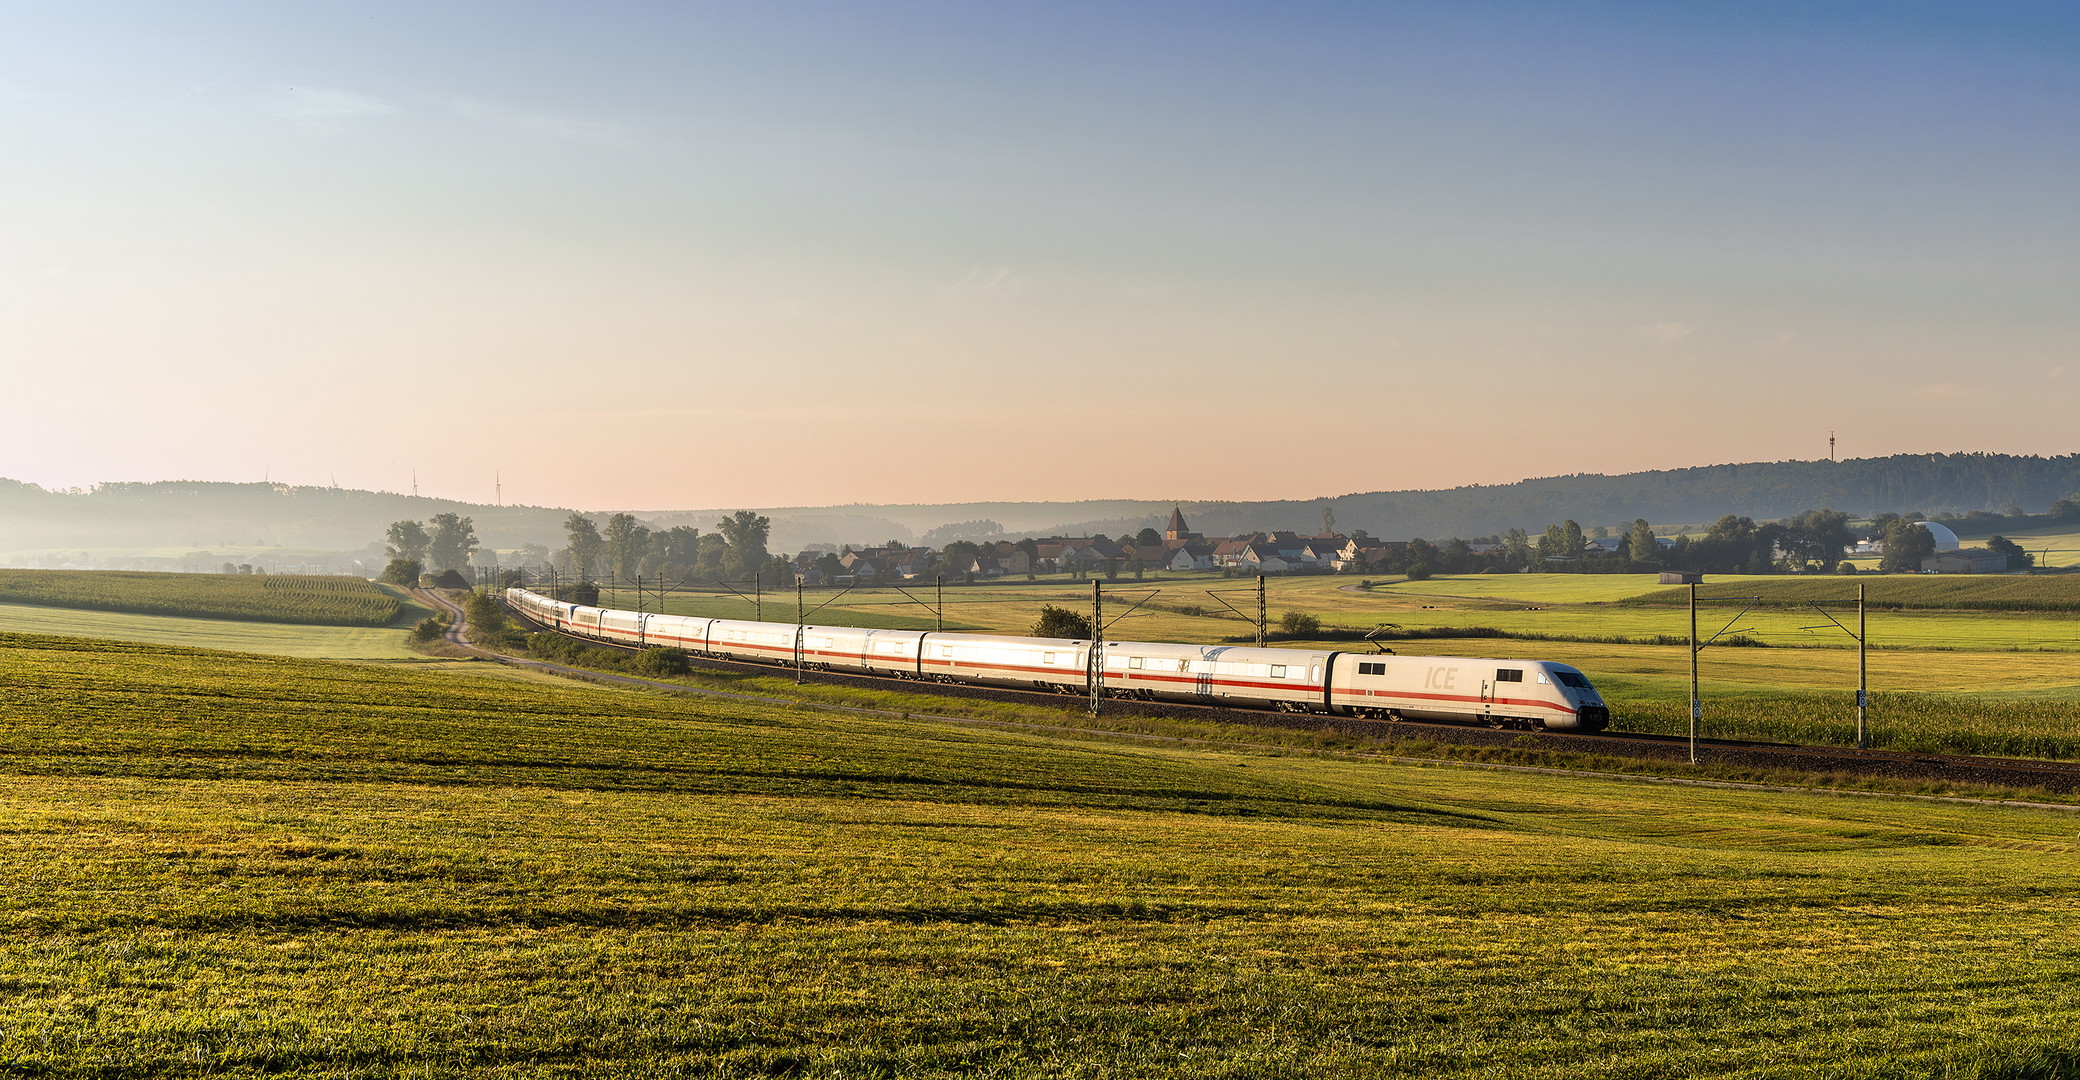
[1165,507,1199,543]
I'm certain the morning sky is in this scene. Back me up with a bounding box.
[3,2,2074,509]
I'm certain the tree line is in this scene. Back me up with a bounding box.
[378,513,479,585]
[554,509,790,589]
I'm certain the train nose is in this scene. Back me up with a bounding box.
[1575,705,1610,732]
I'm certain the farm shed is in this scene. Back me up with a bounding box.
[1921,548,2008,574]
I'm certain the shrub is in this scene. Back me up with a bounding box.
[430,569,470,590]
[633,647,691,677]
[1279,611,1321,636]
[410,616,446,643]
[1031,605,1092,639]
[379,558,423,586]
[1836,560,1858,575]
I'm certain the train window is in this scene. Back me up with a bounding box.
[1128,657,1143,669]
[1043,651,1055,664]
[1358,662,1385,676]
[1177,659,1191,672]
[1496,669,1523,682]
[1554,671,1590,688]
[1311,665,1322,682]
[1270,665,1287,678]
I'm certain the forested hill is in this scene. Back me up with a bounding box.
[1172,452,2080,542]
[0,480,574,554]
[724,452,2080,543]
[3,453,2076,559]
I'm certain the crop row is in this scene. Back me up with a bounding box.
[0,569,402,626]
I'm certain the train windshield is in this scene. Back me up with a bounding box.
[1553,671,1592,689]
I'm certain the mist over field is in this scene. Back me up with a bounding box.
[6,451,2077,569]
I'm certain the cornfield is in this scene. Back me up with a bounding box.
[0,569,402,627]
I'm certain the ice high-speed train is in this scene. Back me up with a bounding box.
[506,587,1612,732]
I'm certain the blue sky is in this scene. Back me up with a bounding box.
[2,2,2074,508]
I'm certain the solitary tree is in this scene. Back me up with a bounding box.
[716,510,772,580]
[1986,535,2034,569]
[1404,538,1439,580]
[1878,519,1937,573]
[385,520,431,563]
[1503,528,1534,569]
[1778,508,1856,569]
[601,513,652,580]
[562,513,604,579]
[425,513,479,572]
[941,540,983,576]
[1627,519,1661,570]
[650,525,700,579]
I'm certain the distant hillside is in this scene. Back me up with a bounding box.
[682,452,2080,544]
[0,480,574,558]
[4,453,2076,567]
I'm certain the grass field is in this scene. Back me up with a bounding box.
[0,631,2075,1077]
[582,573,2080,757]
[0,568,403,625]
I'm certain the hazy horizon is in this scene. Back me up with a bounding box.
[5,3,2075,509]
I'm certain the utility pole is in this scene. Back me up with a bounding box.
[1088,580,1103,716]
[1257,574,1267,647]
[796,578,806,686]
[936,574,944,632]
[1690,581,1700,766]
[754,573,762,622]
[1857,582,1868,751]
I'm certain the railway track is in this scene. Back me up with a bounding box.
[487,600,2080,796]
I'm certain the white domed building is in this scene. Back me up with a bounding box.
[1917,521,1962,551]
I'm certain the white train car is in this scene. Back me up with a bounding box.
[1326,653,1607,731]
[1096,641,1331,710]
[506,588,570,629]
[856,629,929,677]
[496,588,1612,732]
[918,633,1083,690]
[707,618,800,665]
[641,613,713,652]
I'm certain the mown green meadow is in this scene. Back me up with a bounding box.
[0,569,403,626]
[592,573,2080,757]
[2,631,2077,1076]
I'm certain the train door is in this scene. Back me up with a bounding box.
[1478,675,1495,718]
